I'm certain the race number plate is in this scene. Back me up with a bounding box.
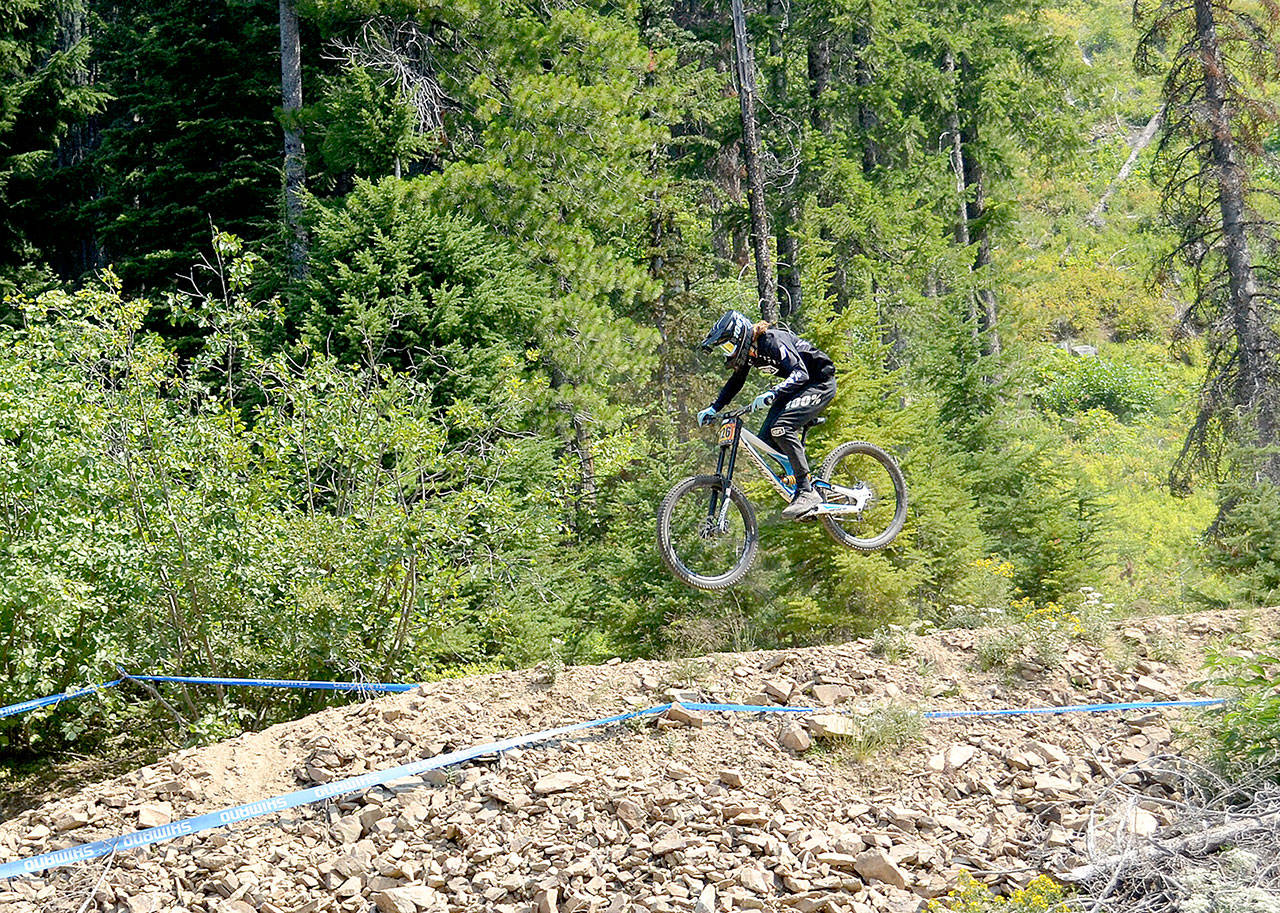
[718,422,736,445]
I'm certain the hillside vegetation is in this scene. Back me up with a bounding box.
[1,0,1278,783]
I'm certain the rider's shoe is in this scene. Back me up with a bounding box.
[782,488,822,521]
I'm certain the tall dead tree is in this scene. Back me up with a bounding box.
[767,0,801,319]
[730,0,779,324]
[1137,0,1280,489]
[943,48,1001,357]
[280,0,308,279]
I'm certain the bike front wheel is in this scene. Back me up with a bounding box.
[816,442,908,551]
[657,475,759,590]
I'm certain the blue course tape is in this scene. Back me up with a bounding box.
[678,698,1227,718]
[0,695,1229,881]
[126,675,417,694]
[0,680,122,722]
[921,697,1226,719]
[0,703,674,880]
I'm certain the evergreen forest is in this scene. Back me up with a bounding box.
[2,0,1279,779]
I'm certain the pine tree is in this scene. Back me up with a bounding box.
[1140,0,1280,490]
[55,0,280,289]
[0,0,104,290]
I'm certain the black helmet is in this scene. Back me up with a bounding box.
[701,310,754,370]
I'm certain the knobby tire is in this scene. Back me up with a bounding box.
[657,475,758,590]
[817,441,908,551]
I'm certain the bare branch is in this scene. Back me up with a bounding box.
[328,18,453,138]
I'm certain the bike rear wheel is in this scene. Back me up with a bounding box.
[816,441,907,551]
[657,475,758,590]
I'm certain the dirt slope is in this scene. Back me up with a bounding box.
[1,608,1274,913]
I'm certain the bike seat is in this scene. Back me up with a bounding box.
[803,416,827,429]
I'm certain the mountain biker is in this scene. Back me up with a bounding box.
[698,311,837,520]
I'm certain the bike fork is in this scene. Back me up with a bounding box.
[708,423,741,532]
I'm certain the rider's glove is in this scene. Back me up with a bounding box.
[750,391,775,413]
[697,406,718,426]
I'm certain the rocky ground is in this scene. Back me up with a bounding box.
[1,607,1276,913]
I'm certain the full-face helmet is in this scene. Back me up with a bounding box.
[700,310,754,371]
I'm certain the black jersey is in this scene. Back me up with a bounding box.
[711,327,835,411]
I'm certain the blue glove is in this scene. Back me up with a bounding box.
[697,406,718,426]
[751,391,775,413]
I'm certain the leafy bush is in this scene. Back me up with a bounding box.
[0,253,579,757]
[974,591,1099,673]
[870,625,914,662]
[949,557,1016,615]
[1036,352,1157,419]
[963,426,1107,605]
[1205,640,1280,778]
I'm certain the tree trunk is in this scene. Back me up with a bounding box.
[807,33,831,133]
[963,128,1000,356]
[776,203,802,320]
[768,0,801,320]
[948,51,999,357]
[1195,0,1274,459]
[279,0,308,280]
[944,51,977,338]
[853,16,877,175]
[730,0,778,324]
[56,2,104,276]
[945,54,968,251]
[570,412,597,510]
[650,201,687,431]
[711,138,746,266]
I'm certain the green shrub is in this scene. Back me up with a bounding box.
[976,628,1028,672]
[304,176,544,405]
[974,594,1096,673]
[949,557,1016,615]
[1205,640,1280,778]
[1207,468,1280,607]
[963,430,1107,605]
[1036,352,1157,419]
[0,254,578,758]
[871,625,914,662]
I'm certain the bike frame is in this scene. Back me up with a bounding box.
[705,409,869,528]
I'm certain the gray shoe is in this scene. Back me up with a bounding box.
[782,488,822,520]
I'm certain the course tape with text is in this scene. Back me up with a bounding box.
[0,680,121,721]
[0,696,1226,880]
[0,674,420,722]
[126,675,418,693]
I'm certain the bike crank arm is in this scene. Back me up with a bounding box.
[810,502,865,516]
[817,482,873,512]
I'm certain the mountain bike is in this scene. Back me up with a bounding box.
[657,406,908,590]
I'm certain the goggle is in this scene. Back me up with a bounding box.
[720,341,737,357]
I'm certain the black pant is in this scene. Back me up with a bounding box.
[758,375,836,492]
